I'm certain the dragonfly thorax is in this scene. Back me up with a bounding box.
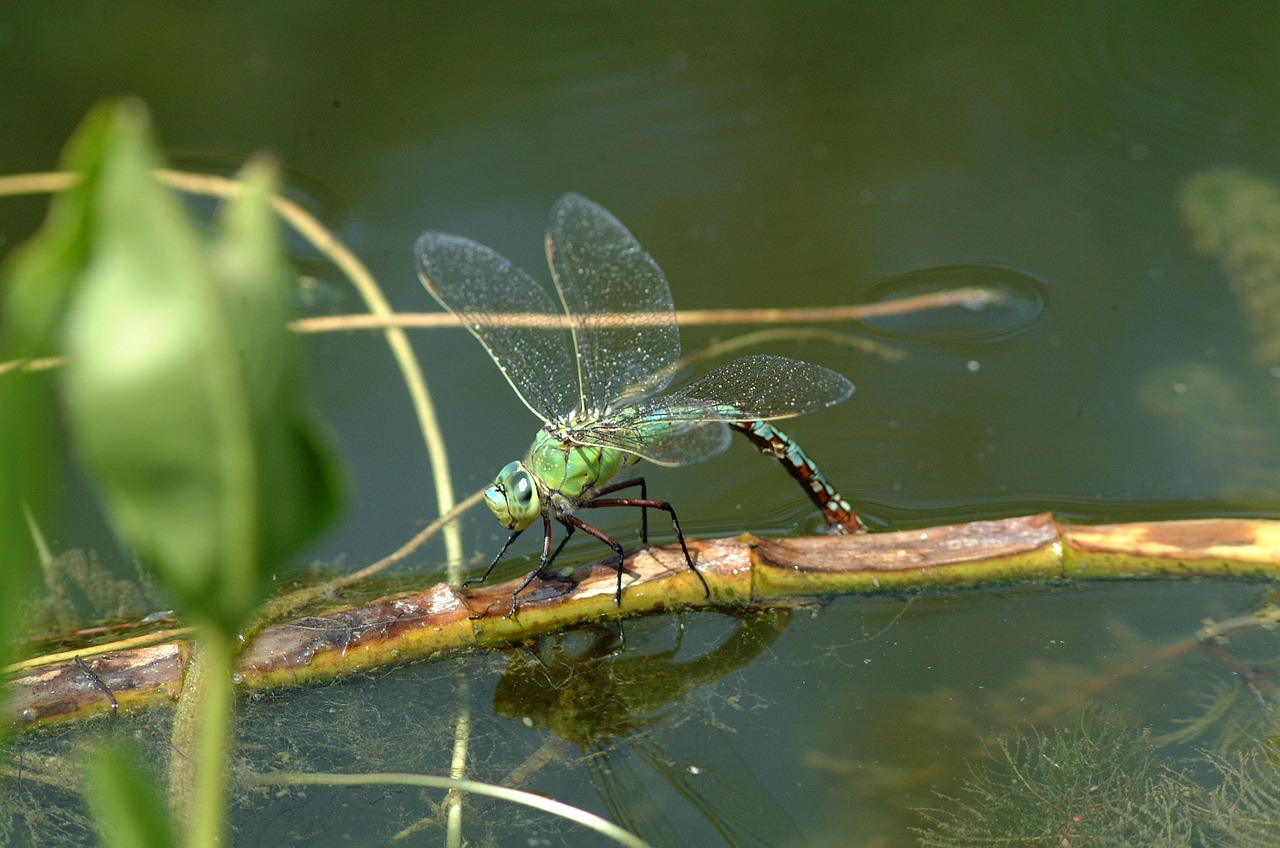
[526,428,630,508]
[484,430,634,532]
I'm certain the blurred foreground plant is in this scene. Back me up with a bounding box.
[0,99,343,847]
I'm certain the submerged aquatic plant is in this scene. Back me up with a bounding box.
[915,713,1202,848]
[1203,749,1280,848]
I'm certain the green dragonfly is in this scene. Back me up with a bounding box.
[415,193,860,607]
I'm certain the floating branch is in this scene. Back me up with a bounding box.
[9,513,1280,729]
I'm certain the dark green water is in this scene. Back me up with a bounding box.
[5,3,1280,846]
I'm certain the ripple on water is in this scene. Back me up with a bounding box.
[857,264,1047,343]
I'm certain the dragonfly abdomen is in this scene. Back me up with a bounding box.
[730,421,865,533]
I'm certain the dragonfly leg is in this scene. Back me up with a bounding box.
[560,513,630,606]
[729,421,866,533]
[580,496,710,601]
[463,526,527,589]
[541,519,578,572]
[591,476,651,542]
[501,512,563,604]
[509,515,576,608]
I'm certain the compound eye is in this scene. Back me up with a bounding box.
[511,469,535,508]
[485,461,541,531]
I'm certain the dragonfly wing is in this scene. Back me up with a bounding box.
[665,353,854,420]
[568,355,852,465]
[546,194,682,413]
[568,410,733,467]
[415,231,579,421]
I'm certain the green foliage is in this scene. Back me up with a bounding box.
[1157,672,1280,758]
[2,105,112,355]
[2,98,347,847]
[915,701,1280,848]
[38,100,344,635]
[0,368,47,670]
[0,86,115,674]
[85,742,175,848]
[915,713,1203,848]
[0,105,123,586]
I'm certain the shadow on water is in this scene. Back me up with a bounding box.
[492,610,807,848]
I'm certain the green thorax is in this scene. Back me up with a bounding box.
[481,427,638,533]
[526,427,629,502]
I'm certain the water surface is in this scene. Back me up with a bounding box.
[4,3,1280,846]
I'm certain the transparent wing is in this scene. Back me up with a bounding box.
[665,354,855,418]
[564,411,733,467]
[415,231,579,421]
[565,354,854,466]
[547,193,682,414]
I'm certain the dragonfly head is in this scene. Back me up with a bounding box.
[485,460,542,531]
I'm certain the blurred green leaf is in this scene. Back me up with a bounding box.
[48,99,343,634]
[0,106,119,671]
[85,742,176,848]
[3,104,112,356]
[3,98,344,847]
[210,158,345,574]
[62,101,253,631]
[0,371,47,671]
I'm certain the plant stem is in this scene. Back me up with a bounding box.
[169,628,234,848]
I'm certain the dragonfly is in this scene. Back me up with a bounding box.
[415,193,861,608]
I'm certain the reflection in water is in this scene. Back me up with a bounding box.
[1137,168,1280,499]
[1139,362,1280,498]
[857,264,1046,342]
[1180,168,1280,372]
[493,611,806,848]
